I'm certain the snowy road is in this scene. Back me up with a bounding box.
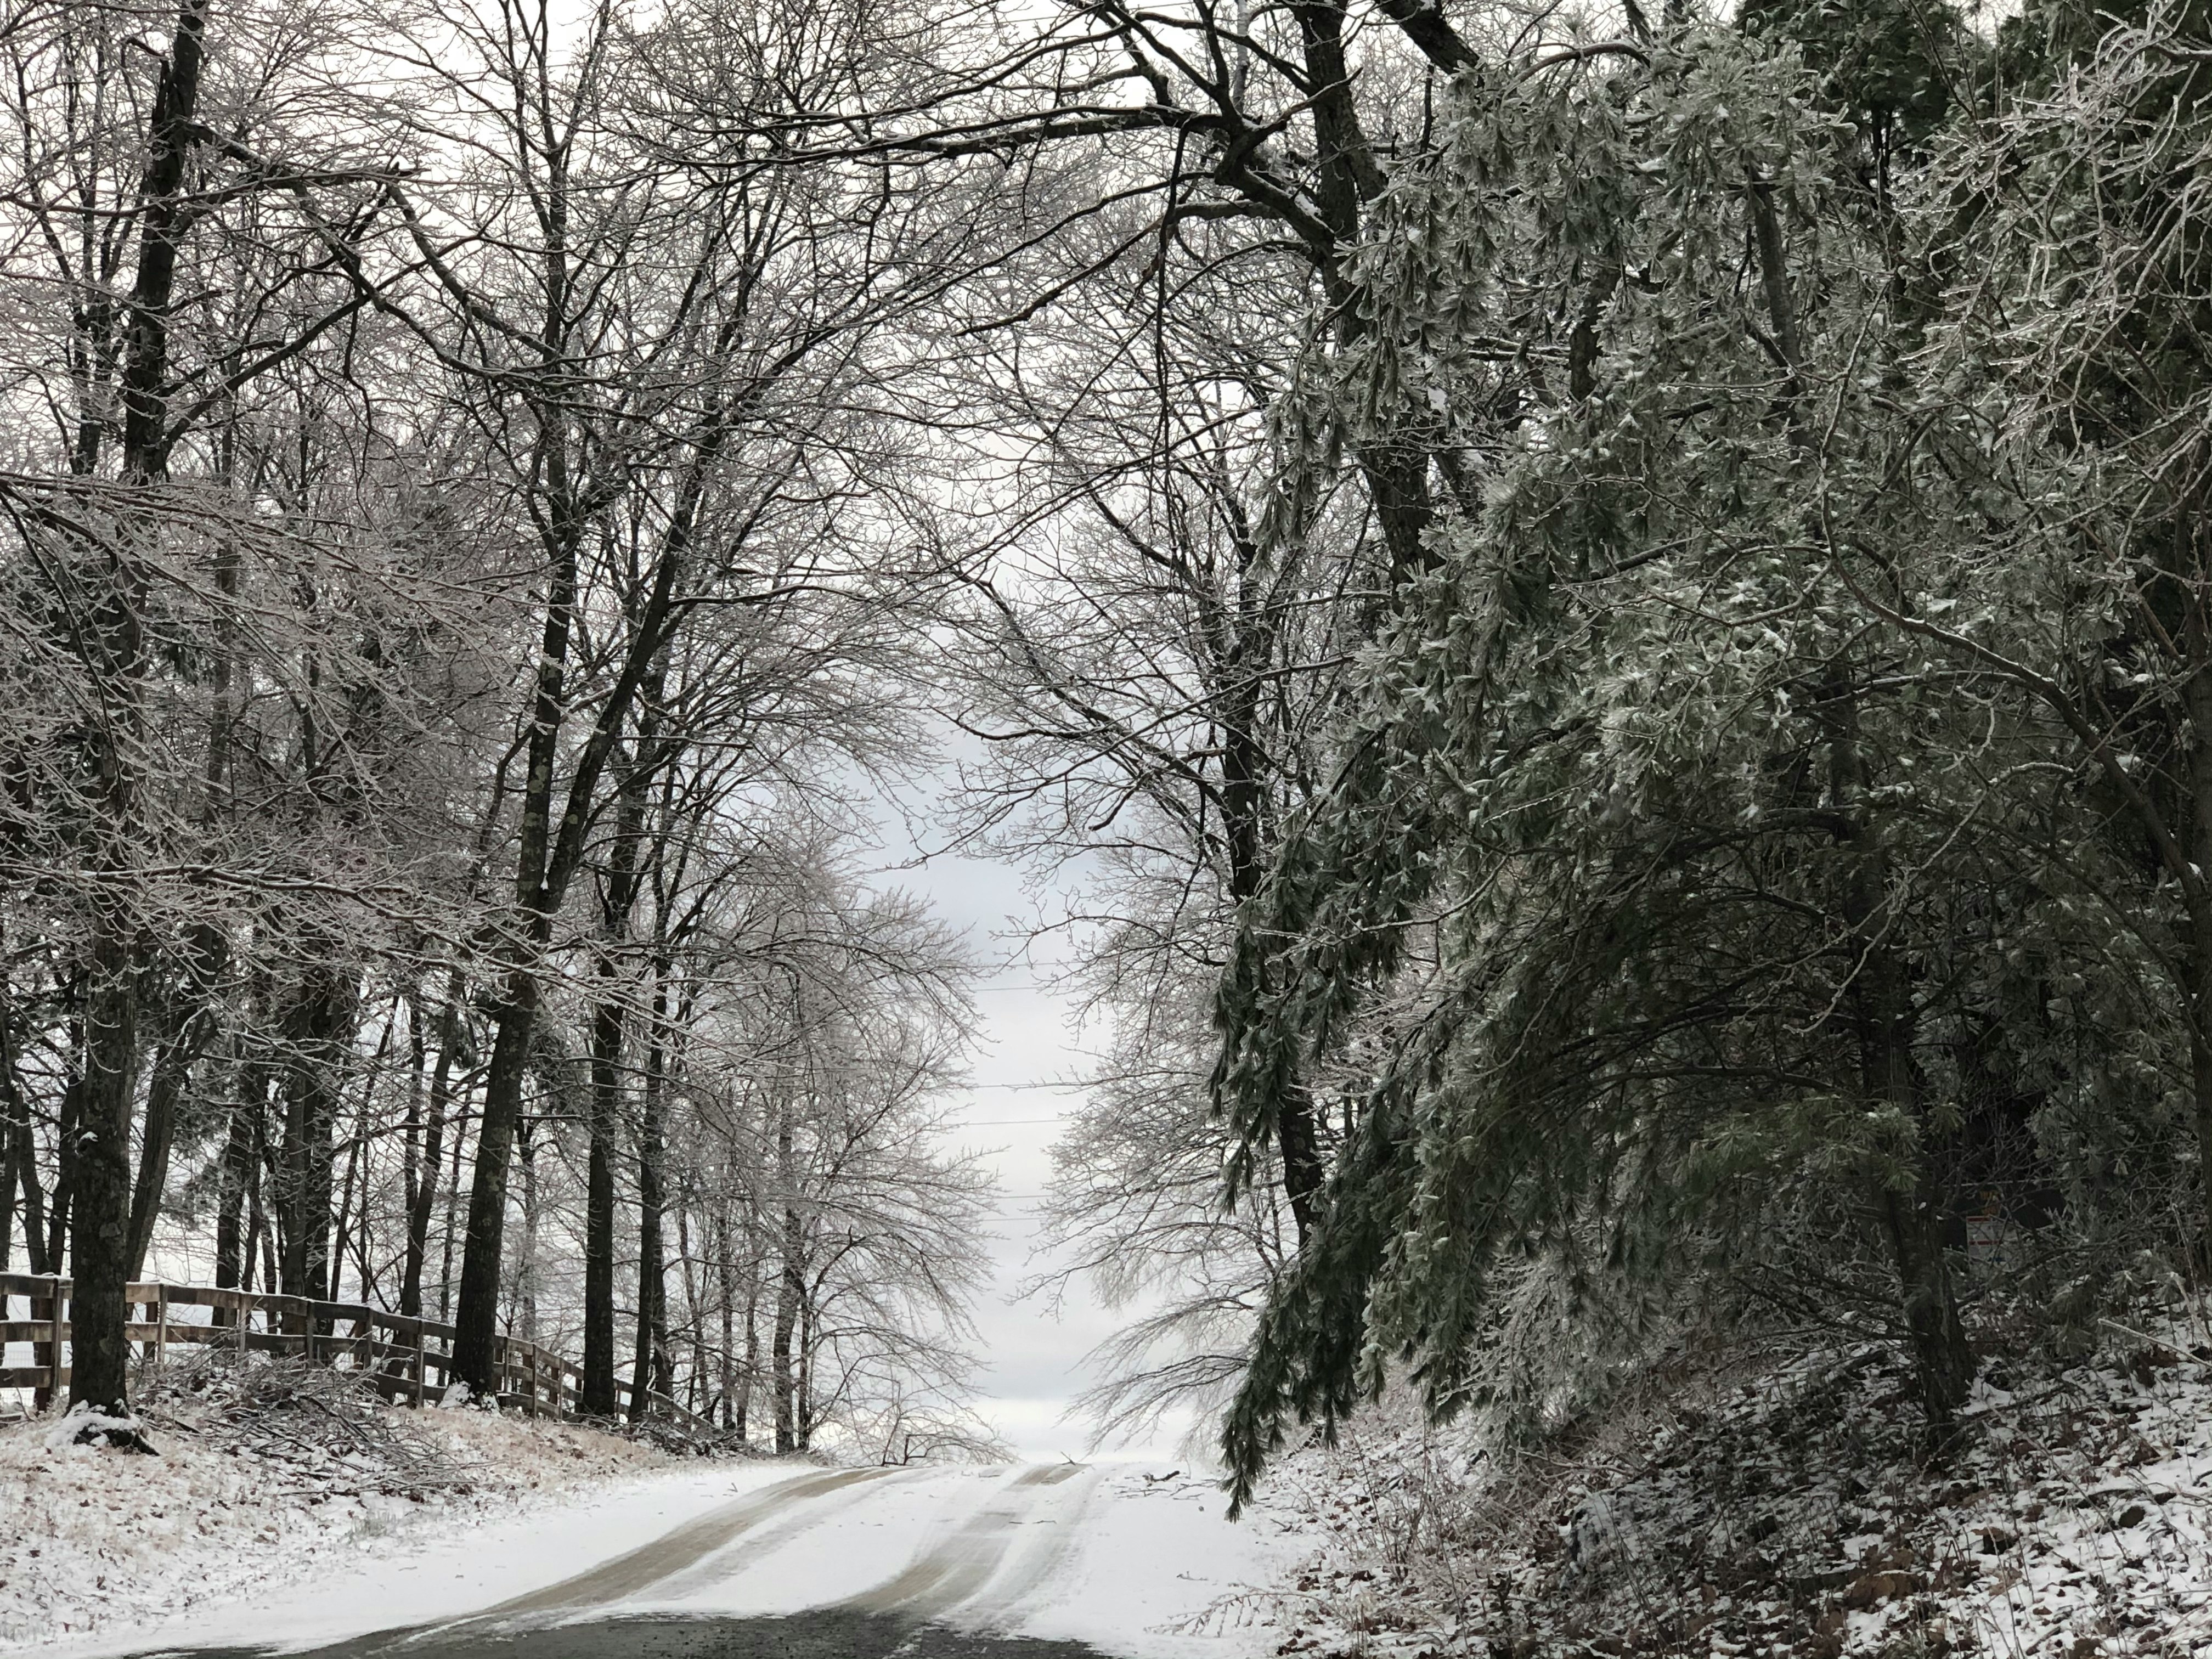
[65,1462,1298,1659]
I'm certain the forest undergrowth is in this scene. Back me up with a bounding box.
[1262,1278,2212,1659]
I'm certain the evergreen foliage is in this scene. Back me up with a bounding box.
[1211,0,2212,1506]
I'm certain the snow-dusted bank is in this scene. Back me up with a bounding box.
[1262,1308,2212,1659]
[0,1390,692,1652]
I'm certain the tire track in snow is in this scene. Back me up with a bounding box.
[953,1465,1104,1631]
[636,1466,942,1605]
[837,1464,1096,1624]
[484,1466,891,1617]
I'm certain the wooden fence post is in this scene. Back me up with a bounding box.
[29,1286,53,1410]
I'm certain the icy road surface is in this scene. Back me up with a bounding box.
[63,1462,1299,1659]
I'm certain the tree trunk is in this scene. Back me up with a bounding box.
[246,1101,273,1294]
[772,1210,802,1454]
[517,1115,539,1344]
[1280,0,1433,592]
[716,1210,736,1431]
[128,913,224,1285]
[126,1041,183,1283]
[770,1080,800,1453]
[1217,580,1324,1245]
[331,1002,398,1306]
[69,933,139,1411]
[584,711,658,1415]
[1824,669,1972,1421]
[1745,176,1967,1416]
[629,971,668,1422]
[0,1002,41,1275]
[401,980,461,1318]
[584,989,624,1415]
[277,961,352,1305]
[66,0,216,1419]
[737,1223,759,1446]
[211,1076,257,1325]
[331,1100,365,1303]
[678,1203,701,1414]
[47,1053,82,1278]
[453,957,543,1394]
[14,1122,47,1276]
[126,1019,206,1283]
[438,1091,467,1321]
[13,1116,46,1276]
[796,1281,814,1452]
[0,1135,14,1273]
[2179,577,2212,1264]
[400,998,426,1309]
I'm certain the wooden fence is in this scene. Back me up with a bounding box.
[0,1272,706,1429]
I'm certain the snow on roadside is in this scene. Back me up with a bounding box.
[1261,1304,2212,1658]
[1012,1465,1310,1659]
[0,1353,712,1653]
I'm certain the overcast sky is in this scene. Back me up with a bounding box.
[866,759,1191,1466]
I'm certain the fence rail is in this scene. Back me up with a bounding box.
[0,1273,707,1431]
